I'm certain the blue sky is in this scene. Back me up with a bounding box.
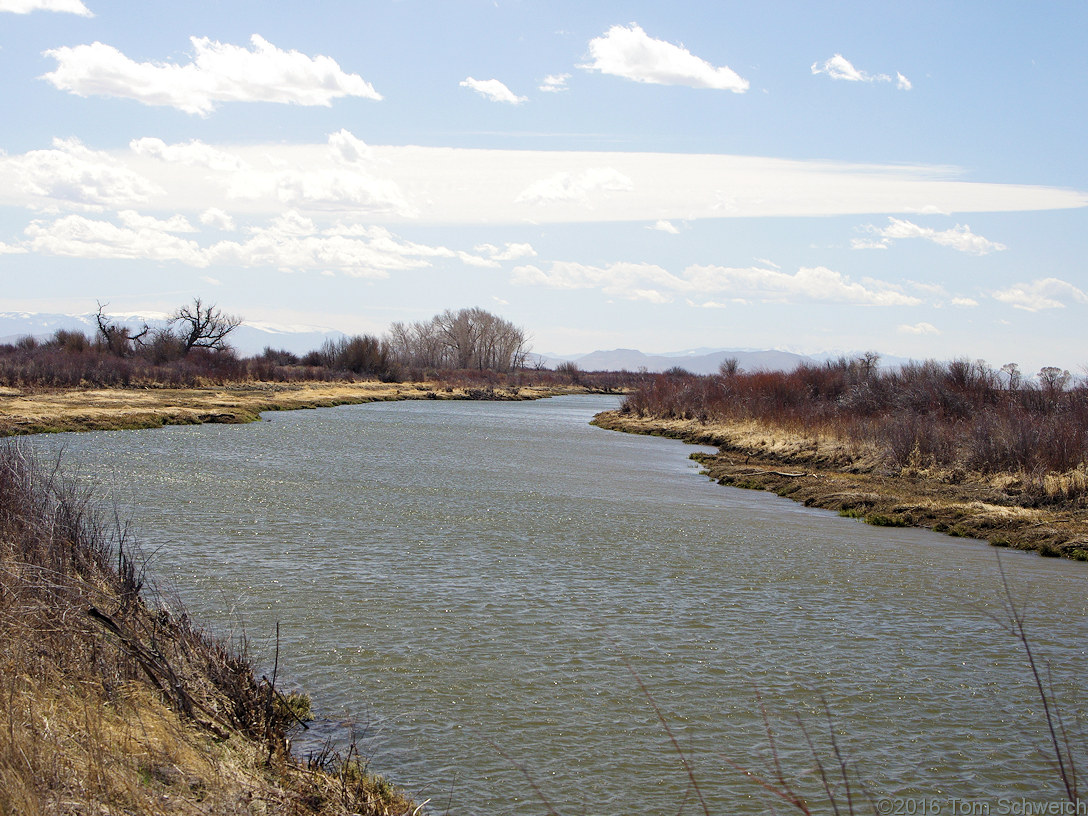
[1,0,1085,371]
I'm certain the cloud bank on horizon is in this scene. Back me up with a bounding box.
[1,1,1085,371]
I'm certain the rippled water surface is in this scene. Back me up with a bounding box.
[32,395,1088,813]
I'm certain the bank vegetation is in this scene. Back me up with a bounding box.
[599,356,1088,559]
[0,440,420,814]
[0,304,632,394]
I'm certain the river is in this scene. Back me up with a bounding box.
[30,395,1088,814]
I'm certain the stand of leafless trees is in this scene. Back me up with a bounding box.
[387,308,530,373]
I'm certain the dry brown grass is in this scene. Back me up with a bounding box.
[594,409,1088,560]
[0,440,419,815]
[0,380,591,438]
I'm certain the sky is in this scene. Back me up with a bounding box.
[1,0,1086,372]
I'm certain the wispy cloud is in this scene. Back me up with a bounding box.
[2,137,1085,225]
[897,322,940,335]
[539,73,570,93]
[856,217,1006,255]
[474,242,537,261]
[583,24,748,92]
[992,278,1088,311]
[0,0,91,15]
[512,260,920,306]
[647,219,679,234]
[684,264,921,305]
[511,261,684,302]
[42,35,381,115]
[811,54,910,89]
[460,77,526,104]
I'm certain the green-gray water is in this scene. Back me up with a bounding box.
[32,395,1088,813]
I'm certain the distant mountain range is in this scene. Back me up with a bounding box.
[2,311,908,372]
[549,347,813,375]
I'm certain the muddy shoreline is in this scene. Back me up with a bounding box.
[592,410,1088,562]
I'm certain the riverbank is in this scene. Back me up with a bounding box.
[592,410,1088,561]
[0,440,419,815]
[0,380,600,437]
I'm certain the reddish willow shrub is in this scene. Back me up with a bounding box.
[620,359,1088,475]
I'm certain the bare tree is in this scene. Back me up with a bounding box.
[94,302,148,357]
[170,298,242,354]
[1001,362,1022,391]
[1038,366,1072,397]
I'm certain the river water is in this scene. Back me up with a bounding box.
[29,395,1088,813]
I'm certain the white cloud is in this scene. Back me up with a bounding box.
[950,297,979,307]
[906,204,951,216]
[200,275,222,286]
[199,208,235,231]
[898,322,940,335]
[583,24,748,92]
[683,264,921,305]
[0,0,91,14]
[42,34,382,115]
[811,54,909,89]
[117,209,196,233]
[511,261,684,302]
[327,129,375,164]
[0,242,28,254]
[268,168,415,215]
[515,167,633,206]
[130,137,248,172]
[474,242,537,261]
[127,133,414,217]
[812,54,872,82]
[512,260,919,306]
[24,213,208,265]
[539,73,570,93]
[648,219,679,234]
[208,220,485,277]
[459,77,526,104]
[18,209,507,278]
[3,139,1085,225]
[0,137,161,209]
[858,217,1006,254]
[992,278,1088,311]
[851,237,888,250]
